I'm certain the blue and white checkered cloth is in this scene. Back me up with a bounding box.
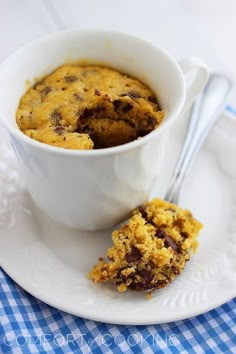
[1,107,236,354]
[1,270,236,353]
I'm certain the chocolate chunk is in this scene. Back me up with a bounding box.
[94,88,101,96]
[181,232,188,239]
[138,206,156,226]
[64,75,78,83]
[54,126,64,135]
[126,120,135,128]
[51,111,62,124]
[113,100,122,111]
[115,267,128,283]
[128,268,167,291]
[125,246,142,263]
[128,91,142,99]
[137,129,148,137]
[147,116,156,126]
[174,218,184,228]
[81,108,95,118]
[172,266,180,275]
[129,279,167,291]
[164,235,180,252]
[138,206,148,219]
[148,95,158,104]
[78,106,106,130]
[138,268,154,282]
[122,102,133,112]
[115,264,169,291]
[155,228,166,239]
[41,86,52,95]
[80,105,105,118]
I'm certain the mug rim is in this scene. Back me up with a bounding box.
[0,28,186,156]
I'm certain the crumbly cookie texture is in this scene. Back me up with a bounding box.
[89,198,203,292]
[16,65,165,149]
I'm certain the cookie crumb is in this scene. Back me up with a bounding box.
[146,292,153,300]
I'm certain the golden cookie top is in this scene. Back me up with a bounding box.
[16,65,165,149]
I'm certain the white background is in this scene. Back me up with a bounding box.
[181,0,236,81]
[0,0,235,81]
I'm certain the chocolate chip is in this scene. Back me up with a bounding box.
[164,235,180,252]
[41,86,52,95]
[122,102,133,112]
[148,95,158,104]
[54,126,64,135]
[155,228,166,239]
[64,75,78,83]
[94,88,101,96]
[51,111,62,124]
[125,246,142,263]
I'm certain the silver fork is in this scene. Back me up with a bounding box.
[165,73,232,204]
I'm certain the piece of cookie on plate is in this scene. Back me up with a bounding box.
[89,198,203,293]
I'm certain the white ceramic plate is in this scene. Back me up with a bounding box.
[0,111,236,325]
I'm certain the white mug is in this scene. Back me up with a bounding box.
[0,30,208,230]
